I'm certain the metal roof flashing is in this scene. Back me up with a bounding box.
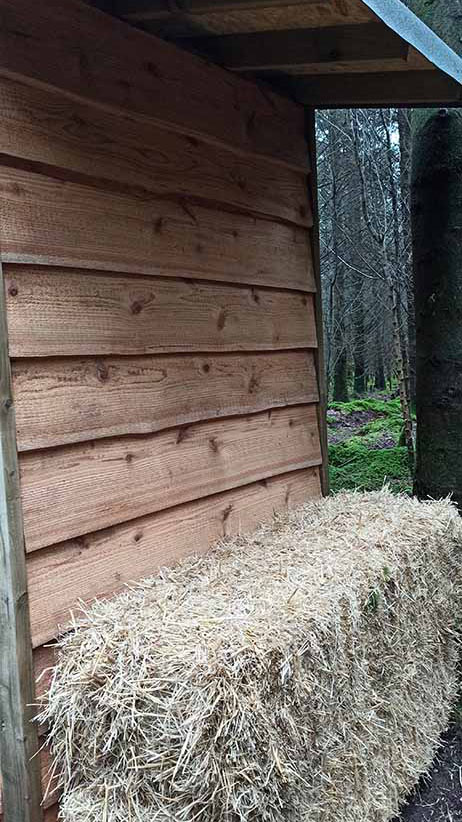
[363,0,462,85]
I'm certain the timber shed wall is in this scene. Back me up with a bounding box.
[0,1,323,818]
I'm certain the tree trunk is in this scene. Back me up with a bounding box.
[391,284,415,470]
[353,269,366,395]
[329,115,349,404]
[333,351,349,403]
[398,109,416,409]
[408,0,462,505]
[375,357,386,391]
[353,351,366,395]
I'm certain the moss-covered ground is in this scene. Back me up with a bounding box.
[328,397,413,494]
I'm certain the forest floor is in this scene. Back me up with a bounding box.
[395,723,462,822]
[328,394,462,820]
[327,394,412,494]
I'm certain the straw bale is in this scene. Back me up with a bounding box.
[37,490,462,822]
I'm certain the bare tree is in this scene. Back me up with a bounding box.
[317,107,415,466]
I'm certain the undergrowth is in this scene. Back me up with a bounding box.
[328,397,413,494]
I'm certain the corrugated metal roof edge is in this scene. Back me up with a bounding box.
[363,0,462,84]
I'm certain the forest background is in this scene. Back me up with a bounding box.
[317,106,416,493]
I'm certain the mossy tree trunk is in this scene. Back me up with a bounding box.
[408,0,462,505]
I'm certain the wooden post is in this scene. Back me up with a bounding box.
[0,262,43,821]
[305,108,329,496]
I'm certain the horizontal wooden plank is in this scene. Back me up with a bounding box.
[128,0,374,35]
[26,464,321,815]
[117,0,344,18]
[28,467,321,647]
[34,644,55,705]
[39,750,57,812]
[13,351,318,450]
[183,22,408,72]
[0,167,314,289]
[0,78,311,228]
[277,57,432,76]
[20,404,321,552]
[284,69,462,107]
[0,0,308,169]
[5,267,317,358]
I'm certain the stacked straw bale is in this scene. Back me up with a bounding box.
[38,490,462,822]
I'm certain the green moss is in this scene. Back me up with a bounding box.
[329,397,402,417]
[328,399,406,444]
[329,441,411,495]
[361,413,403,441]
[328,398,413,494]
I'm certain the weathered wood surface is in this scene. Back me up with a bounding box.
[21,405,321,552]
[127,0,374,35]
[0,749,55,816]
[183,22,408,72]
[117,0,373,20]
[0,265,42,821]
[39,751,57,812]
[0,78,311,227]
[27,466,321,814]
[13,351,318,450]
[0,0,307,169]
[25,458,316,815]
[0,168,314,288]
[5,267,316,358]
[305,110,329,496]
[33,644,55,704]
[27,467,321,647]
[286,69,462,107]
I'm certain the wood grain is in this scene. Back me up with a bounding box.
[286,69,462,107]
[13,351,318,450]
[20,405,321,552]
[0,0,307,169]
[5,267,317,358]
[0,167,314,289]
[0,749,56,816]
[27,467,321,647]
[26,465,321,814]
[182,22,408,72]
[132,0,374,35]
[38,750,57,812]
[305,110,328,495]
[0,77,311,228]
[0,265,42,820]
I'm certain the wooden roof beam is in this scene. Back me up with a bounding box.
[114,0,330,22]
[280,68,462,106]
[181,22,413,72]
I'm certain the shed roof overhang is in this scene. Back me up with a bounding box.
[87,0,462,107]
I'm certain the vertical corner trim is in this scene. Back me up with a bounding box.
[0,262,43,821]
[304,108,329,496]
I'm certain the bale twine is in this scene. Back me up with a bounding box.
[38,490,462,822]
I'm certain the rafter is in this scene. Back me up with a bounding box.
[181,22,411,72]
[114,0,330,21]
[281,69,462,107]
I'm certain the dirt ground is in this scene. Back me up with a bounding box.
[397,724,462,822]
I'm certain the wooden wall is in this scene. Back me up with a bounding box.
[0,1,322,818]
